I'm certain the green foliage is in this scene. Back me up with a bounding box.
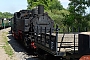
[27,0,63,10]
[0,12,13,18]
[49,0,63,10]
[46,9,69,29]
[84,13,90,27]
[2,32,14,57]
[0,12,4,18]
[62,0,90,31]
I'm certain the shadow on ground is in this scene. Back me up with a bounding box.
[7,31,39,60]
[7,31,26,52]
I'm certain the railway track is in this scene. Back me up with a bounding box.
[2,27,40,60]
[1,27,82,60]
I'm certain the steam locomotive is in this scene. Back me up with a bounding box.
[11,5,90,60]
[11,5,54,53]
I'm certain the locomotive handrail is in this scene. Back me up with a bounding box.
[55,24,59,52]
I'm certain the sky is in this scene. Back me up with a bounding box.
[0,0,70,13]
[0,0,89,14]
[0,0,90,13]
[0,0,27,13]
[59,0,70,9]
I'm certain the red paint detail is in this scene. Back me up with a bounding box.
[13,31,18,40]
[79,55,90,60]
[15,33,18,40]
[18,30,23,40]
[31,42,36,49]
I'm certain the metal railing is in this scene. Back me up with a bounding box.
[34,25,85,56]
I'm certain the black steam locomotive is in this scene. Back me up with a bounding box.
[11,5,90,60]
[11,5,54,52]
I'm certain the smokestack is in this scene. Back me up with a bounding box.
[38,5,44,14]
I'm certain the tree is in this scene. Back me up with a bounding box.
[3,12,13,18]
[27,0,63,10]
[86,0,90,7]
[0,12,4,18]
[49,0,63,10]
[0,12,13,18]
[63,0,90,30]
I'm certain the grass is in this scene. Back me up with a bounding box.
[2,32,14,57]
